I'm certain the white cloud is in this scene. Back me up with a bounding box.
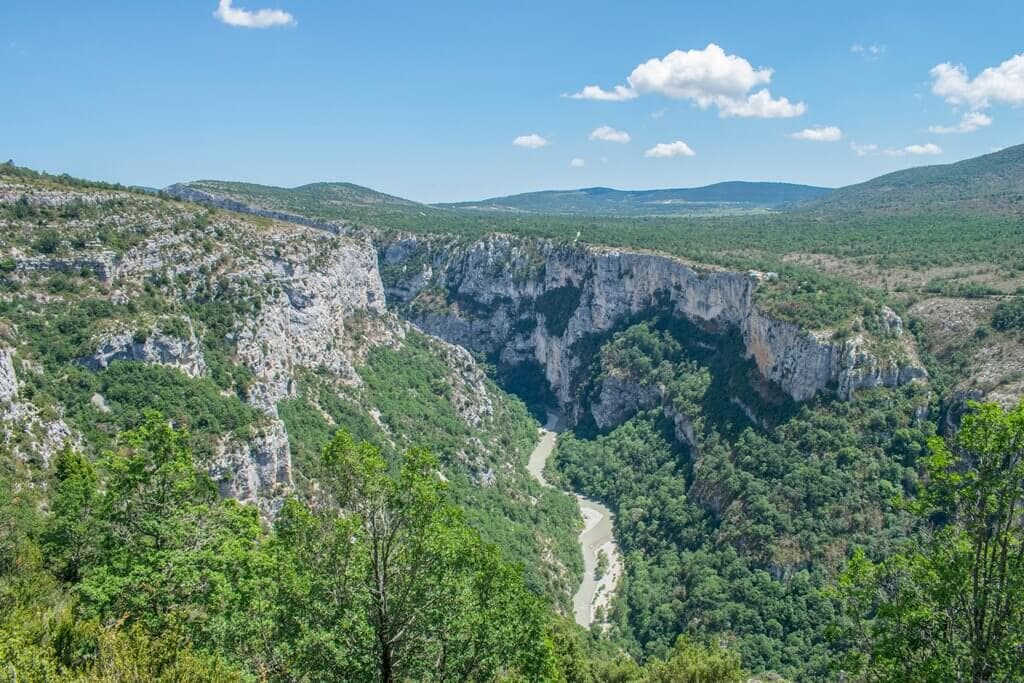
[651,108,668,119]
[790,125,842,142]
[567,85,637,101]
[589,126,631,143]
[568,43,805,118]
[570,158,586,168]
[851,141,942,157]
[928,112,993,134]
[644,141,696,158]
[892,143,943,156]
[214,0,295,28]
[513,133,549,149]
[930,53,1024,109]
[718,90,806,118]
[851,43,886,61]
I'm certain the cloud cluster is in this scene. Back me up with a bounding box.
[513,134,549,149]
[569,43,805,118]
[790,126,842,142]
[644,141,696,158]
[214,0,295,28]
[570,158,586,168]
[931,53,1024,109]
[928,112,993,134]
[589,126,631,143]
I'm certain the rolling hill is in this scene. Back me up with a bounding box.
[800,143,1024,215]
[440,181,832,216]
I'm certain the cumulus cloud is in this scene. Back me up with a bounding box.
[568,43,805,118]
[790,125,842,142]
[718,90,806,118]
[513,133,549,149]
[570,158,586,168]
[928,112,993,134]
[214,0,296,28]
[851,43,886,61]
[930,53,1024,109]
[589,126,631,143]
[644,141,696,158]
[853,142,942,157]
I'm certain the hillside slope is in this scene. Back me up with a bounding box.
[0,165,582,604]
[442,181,832,216]
[801,143,1024,215]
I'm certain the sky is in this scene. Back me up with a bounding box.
[2,0,1023,203]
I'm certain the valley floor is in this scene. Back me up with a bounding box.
[527,415,623,627]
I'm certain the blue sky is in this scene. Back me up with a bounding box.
[2,1,1022,202]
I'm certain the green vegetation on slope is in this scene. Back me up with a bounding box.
[0,414,750,682]
[553,320,933,679]
[836,400,1024,682]
[276,329,583,607]
[804,142,1024,216]
[441,181,831,216]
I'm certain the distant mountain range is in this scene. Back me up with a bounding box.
[167,143,1024,222]
[438,181,832,216]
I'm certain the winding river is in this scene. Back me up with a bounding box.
[527,416,622,628]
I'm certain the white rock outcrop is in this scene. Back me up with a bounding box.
[384,234,926,410]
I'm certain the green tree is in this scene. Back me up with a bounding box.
[43,447,100,582]
[642,637,745,683]
[76,411,261,640]
[837,400,1024,682]
[320,430,557,682]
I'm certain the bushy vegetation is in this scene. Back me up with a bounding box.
[277,331,584,608]
[992,295,1024,332]
[554,318,934,679]
[0,415,751,682]
[836,400,1024,682]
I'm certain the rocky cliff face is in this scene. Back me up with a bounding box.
[382,234,926,415]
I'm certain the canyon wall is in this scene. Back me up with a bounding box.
[381,234,926,412]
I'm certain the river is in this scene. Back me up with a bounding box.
[526,416,622,628]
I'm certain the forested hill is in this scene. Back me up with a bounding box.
[799,143,1024,215]
[439,181,832,216]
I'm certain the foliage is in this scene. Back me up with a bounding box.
[1,416,575,682]
[991,296,1024,332]
[556,321,933,679]
[836,400,1024,682]
[277,332,583,608]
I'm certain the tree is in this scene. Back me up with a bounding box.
[837,400,1024,682]
[76,411,261,641]
[642,637,745,683]
[320,430,556,682]
[43,447,100,582]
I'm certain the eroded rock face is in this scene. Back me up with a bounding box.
[383,234,926,411]
[591,373,662,431]
[1,347,73,466]
[237,241,385,413]
[81,329,209,378]
[0,348,16,404]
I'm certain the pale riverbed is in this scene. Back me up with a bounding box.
[527,416,622,628]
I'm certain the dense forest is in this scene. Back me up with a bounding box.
[4,402,1023,681]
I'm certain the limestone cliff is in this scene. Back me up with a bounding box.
[381,234,926,415]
